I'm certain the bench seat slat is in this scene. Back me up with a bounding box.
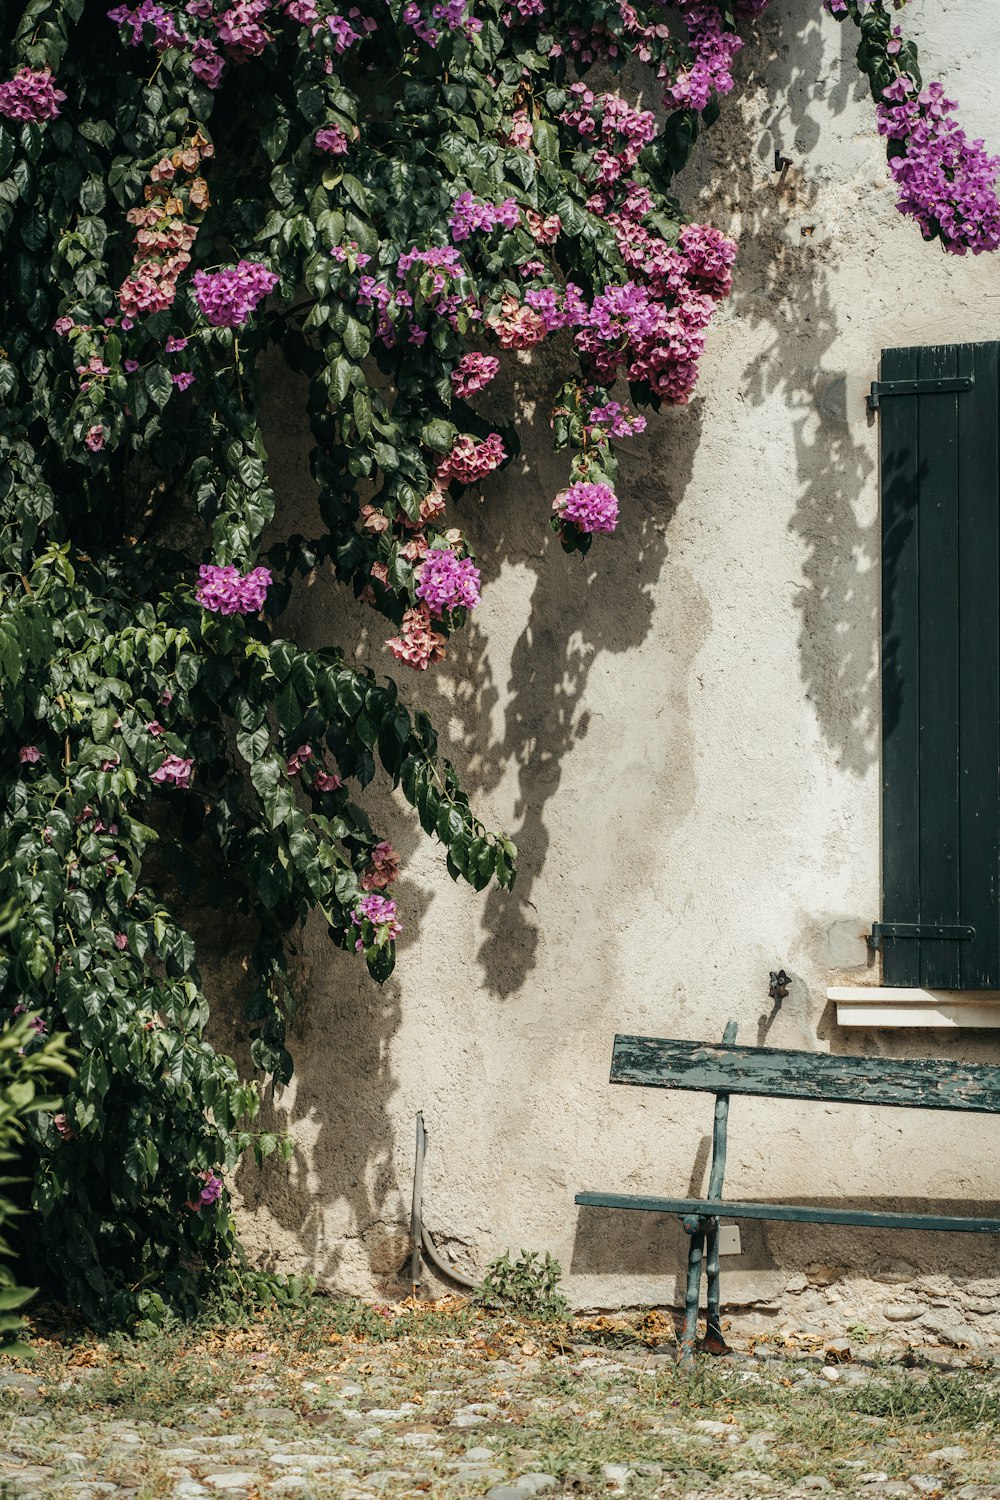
[611,1035,1000,1113]
[575,1192,1000,1234]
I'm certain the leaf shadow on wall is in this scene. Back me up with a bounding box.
[222,297,709,1288]
[686,1,880,780]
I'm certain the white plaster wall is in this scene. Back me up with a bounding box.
[228,0,1000,1315]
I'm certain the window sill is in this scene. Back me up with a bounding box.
[828,986,1000,1029]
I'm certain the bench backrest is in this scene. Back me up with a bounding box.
[611,1033,1000,1114]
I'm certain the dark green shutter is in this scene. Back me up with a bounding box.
[880,342,1000,988]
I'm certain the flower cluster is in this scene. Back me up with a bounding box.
[401,0,481,49]
[554,481,620,535]
[877,78,1000,254]
[560,84,657,186]
[119,133,213,319]
[386,604,447,670]
[188,1168,223,1209]
[415,547,482,614]
[151,754,194,788]
[485,294,548,349]
[360,840,401,891]
[0,66,66,122]
[587,402,647,440]
[449,191,520,243]
[195,563,272,614]
[192,260,279,327]
[315,124,349,154]
[437,432,507,485]
[352,893,402,950]
[451,352,500,396]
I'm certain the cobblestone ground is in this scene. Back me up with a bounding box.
[2,1302,999,1500]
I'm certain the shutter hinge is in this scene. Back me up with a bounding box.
[868,376,974,411]
[869,922,976,950]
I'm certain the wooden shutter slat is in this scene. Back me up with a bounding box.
[916,345,962,988]
[958,343,1000,987]
[881,345,922,987]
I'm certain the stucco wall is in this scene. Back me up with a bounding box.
[224,0,1000,1325]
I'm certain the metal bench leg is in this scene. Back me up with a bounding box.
[702,1220,731,1356]
[679,1215,704,1366]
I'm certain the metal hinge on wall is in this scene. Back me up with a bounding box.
[868,376,974,411]
[869,921,976,950]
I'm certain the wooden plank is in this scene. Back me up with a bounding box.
[957,343,1000,986]
[880,346,922,987]
[916,344,962,988]
[574,1192,1000,1235]
[609,1035,1000,1112]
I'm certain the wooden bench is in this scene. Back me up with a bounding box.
[576,1022,1000,1362]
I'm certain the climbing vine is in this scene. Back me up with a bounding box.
[0,0,996,1325]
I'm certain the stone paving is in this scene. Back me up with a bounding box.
[1,1311,999,1500]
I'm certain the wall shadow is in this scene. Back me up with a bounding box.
[682,1,881,777]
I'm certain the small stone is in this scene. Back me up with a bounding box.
[908,1480,944,1495]
[859,1475,890,1484]
[0,1375,43,1401]
[601,1464,631,1488]
[513,1475,558,1495]
[251,1407,299,1427]
[450,1412,487,1427]
[800,1479,833,1493]
[174,1486,211,1500]
[883,1305,924,1323]
[821,1367,841,1383]
[465,1447,496,1462]
[964,1297,1000,1316]
[871,1486,914,1499]
[927,1447,969,1464]
[267,1455,345,1471]
[786,1273,809,1293]
[693,1419,730,1435]
[486,1488,532,1500]
[203,1475,260,1492]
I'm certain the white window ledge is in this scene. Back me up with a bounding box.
[828,986,1000,1029]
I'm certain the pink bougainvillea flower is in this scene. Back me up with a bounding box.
[312,768,342,792]
[285,744,313,776]
[0,66,66,122]
[352,892,402,950]
[360,840,401,891]
[553,480,620,535]
[450,352,500,397]
[386,604,447,671]
[85,425,107,453]
[315,124,349,154]
[18,745,41,764]
[415,547,482,614]
[151,754,193,788]
[192,260,279,327]
[187,1168,223,1209]
[114,932,128,950]
[195,563,271,614]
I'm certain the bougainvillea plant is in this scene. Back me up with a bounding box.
[0,0,997,1324]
